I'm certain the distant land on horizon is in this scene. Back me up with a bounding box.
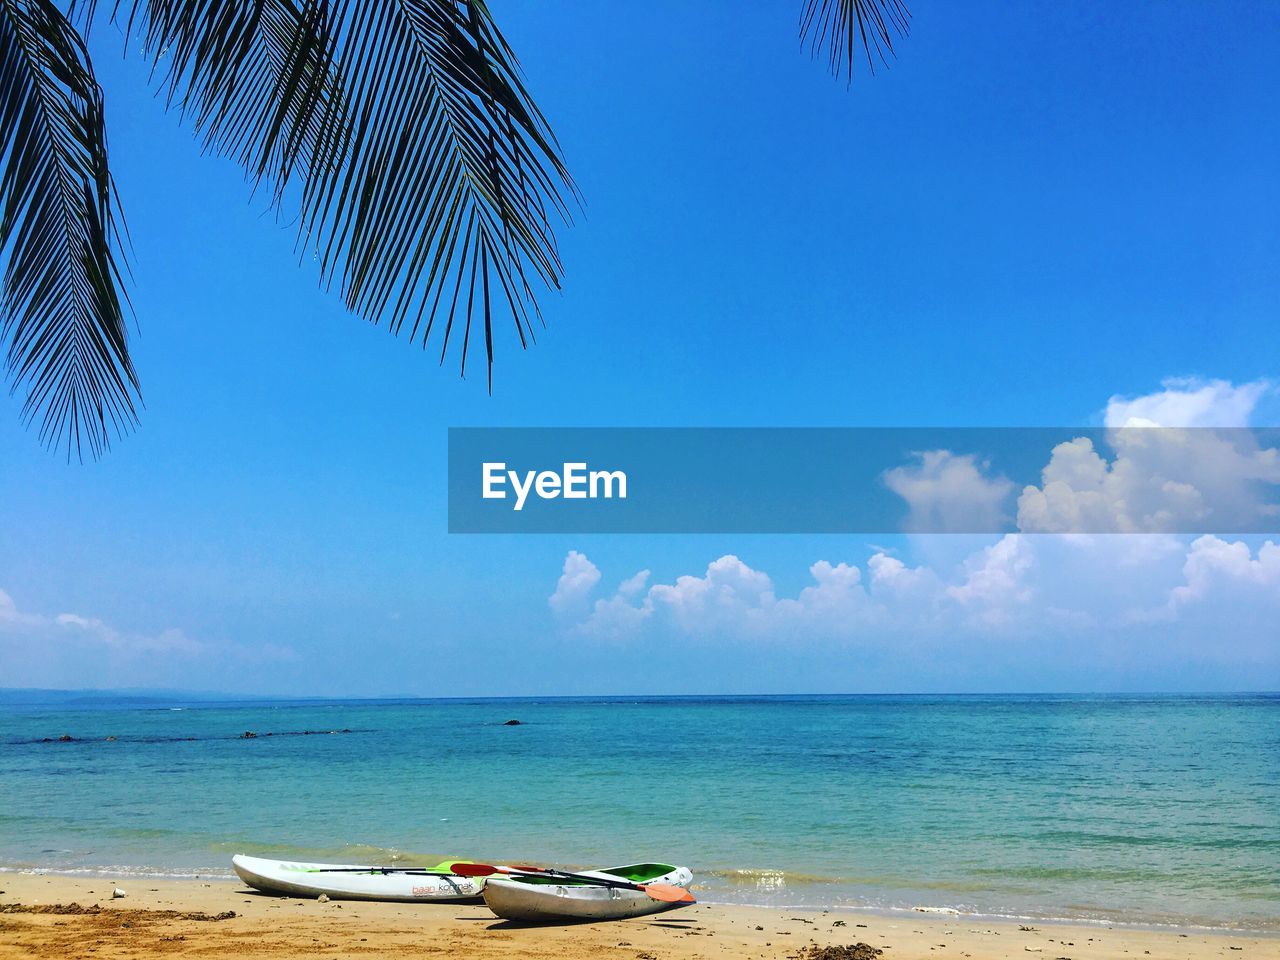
[0,688,249,707]
[2,688,1276,709]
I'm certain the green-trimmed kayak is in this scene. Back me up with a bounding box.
[231,854,484,902]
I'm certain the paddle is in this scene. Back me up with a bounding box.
[302,860,477,876]
[450,862,695,904]
[305,867,461,875]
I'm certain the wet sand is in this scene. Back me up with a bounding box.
[0,872,1273,960]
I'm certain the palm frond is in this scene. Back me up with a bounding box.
[0,0,136,460]
[115,0,345,205]
[117,0,575,387]
[800,0,911,83]
[306,1,575,385]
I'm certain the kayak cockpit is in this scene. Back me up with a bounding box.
[505,863,679,886]
[598,863,679,882]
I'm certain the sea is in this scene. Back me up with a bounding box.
[0,693,1276,932]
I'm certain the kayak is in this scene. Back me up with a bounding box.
[481,863,694,921]
[231,854,484,902]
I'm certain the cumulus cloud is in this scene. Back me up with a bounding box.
[1016,432,1280,533]
[646,555,776,633]
[883,451,1015,533]
[1104,377,1272,428]
[544,377,1280,684]
[1016,378,1280,533]
[580,591,655,640]
[549,529,1280,668]
[945,535,1035,624]
[557,541,1036,643]
[867,552,931,592]
[780,560,864,616]
[871,378,1280,535]
[547,550,602,613]
[617,569,651,598]
[1169,535,1280,610]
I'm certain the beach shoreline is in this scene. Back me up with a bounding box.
[0,870,1273,960]
[4,864,1275,937]
[6,694,1275,935]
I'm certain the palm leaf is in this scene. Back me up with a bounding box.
[800,0,911,83]
[0,0,136,460]
[306,1,575,385]
[113,0,346,205]
[115,0,575,387]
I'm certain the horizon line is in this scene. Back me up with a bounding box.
[3,687,1277,702]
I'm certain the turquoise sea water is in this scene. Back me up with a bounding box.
[0,693,1276,931]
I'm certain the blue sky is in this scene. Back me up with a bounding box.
[1,1,1279,695]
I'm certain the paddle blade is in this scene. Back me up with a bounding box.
[450,862,499,877]
[642,883,696,903]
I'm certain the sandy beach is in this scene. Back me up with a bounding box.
[0,872,1272,960]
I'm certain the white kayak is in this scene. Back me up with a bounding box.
[482,863,694,922]
[231,854,484,902]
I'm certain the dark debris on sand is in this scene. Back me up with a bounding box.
[791,944,883,960]
[0,902,236,921]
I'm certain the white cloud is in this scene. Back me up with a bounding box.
[550,531,1280,668]
[617,570,651,598]
[945,534,1034,624]
[54,613,206,655]
[866,553,926,591]
[581,593,655,640]
[570,568,656,640]
[1017,429,1280,533]
[1016,378,1280,534]
[646,555,777,634]
[883,451,1015,533]
[543,377,1280,685]
[0,589,294,682]
[558,541,1033,642]
[547,550,602,613]
[0,588,44,628]
[1169,535,1280,609]
[1104,377,1272,428]
[871,378,1280,535]
[771,561,882,634]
